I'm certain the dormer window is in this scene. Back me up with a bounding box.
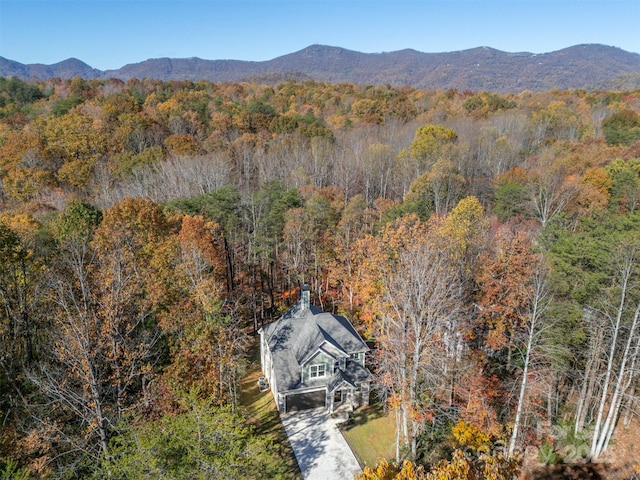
[310,364,326,379]
[350,352,360,360]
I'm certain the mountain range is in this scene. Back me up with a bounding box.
[2,44,640,93]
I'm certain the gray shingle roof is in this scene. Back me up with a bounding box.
[261,302,369,392]
[327,369,354,393]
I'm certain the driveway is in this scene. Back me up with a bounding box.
[280,408,362,480]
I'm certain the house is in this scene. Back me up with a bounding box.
[259,286,371,413]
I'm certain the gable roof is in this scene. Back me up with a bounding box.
[328,369,355,393]
[260,301,369,392]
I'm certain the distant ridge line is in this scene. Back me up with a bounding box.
[1,44,640,92]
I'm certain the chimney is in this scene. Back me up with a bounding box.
[301,284,310,311]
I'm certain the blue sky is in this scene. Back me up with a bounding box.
[1,0,638,70]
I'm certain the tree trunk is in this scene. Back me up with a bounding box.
[575,312,605,435]
[593,301,640,458]
[509,319,533,455]
[509,266,547,455]
[395,407,402,462]
[590,257,634,458]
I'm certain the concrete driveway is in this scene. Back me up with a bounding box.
[280,408,362,480]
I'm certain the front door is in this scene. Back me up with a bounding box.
[333,390,343,404]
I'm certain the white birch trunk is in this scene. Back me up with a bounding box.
[593,301,640,458]
[508,326,533,455]
[574,310,605,435]
[509,265,548,455]
[589,257,634,458]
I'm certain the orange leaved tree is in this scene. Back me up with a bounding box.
[372,214,464,460]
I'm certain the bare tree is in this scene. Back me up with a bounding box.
[31,231,110,463]
[30,199,167,464]
[589,247,639,459]
[375,216,464,460]
[94,154,231,207]
[527,150,579,227]
[509,263,552,454]
[573,307,607,435]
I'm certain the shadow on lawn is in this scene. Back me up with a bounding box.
[341,404,387,430]
[240,357,302,479]
[240,367,279,430]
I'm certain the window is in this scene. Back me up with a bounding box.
[349,353,362,367]
[310,364,326,379]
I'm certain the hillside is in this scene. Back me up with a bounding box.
[1,71,640,478]
[2,44,640,92]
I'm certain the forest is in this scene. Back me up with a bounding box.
[0,74,639,479]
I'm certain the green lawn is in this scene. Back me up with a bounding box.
[340,404,397,469]
[239,347,302,479]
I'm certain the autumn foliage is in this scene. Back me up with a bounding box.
[0,76,639,478]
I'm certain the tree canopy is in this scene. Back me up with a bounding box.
[1,75,639,478]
